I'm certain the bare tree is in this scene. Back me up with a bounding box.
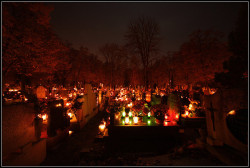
[99,43,128,89]
[125,16,160,90]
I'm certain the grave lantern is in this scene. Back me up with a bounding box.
[146,91,151,102]
[125,117,129,125]
[133,116,139,124]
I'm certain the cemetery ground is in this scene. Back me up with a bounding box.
[41,110,226,166]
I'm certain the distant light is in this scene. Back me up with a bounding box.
[188,104,193,110]
[68,112,73,118]
[122,111,126,117]
[42,114,47,121]
[176,114,179,119]
[129,112,132,117]
[165,115,168,120]
[69,130,73,135]
[227,110,236,116]
[147,119,151,125]
[148,112,151,118]
[99,124,105,132]
[133,116,138,124]
[56,103,62,107]
[164,121,168,126]
[125,117,129,124]
[185,111,189,117]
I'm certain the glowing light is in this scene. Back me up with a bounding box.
[115,114,119,119]
[227,110,236,116]
[185,111,189,117]
[165,115,168,120]
[68,112,73,118]
[129,112,132,117]
[42,114,47,121]
[99,124,105,132]
[122,111,126,117]
[66,102,71,107]
[69,93,72,98]
[56,103,62,107]
[125,117,129,124]
[176,114,179,119]
[9,89,18,92]
[133,116,139,124]
[127,102,133,108]
[24,98,28,101]
[69,130,73,135]
[148,112,151,118]
[188,104,193,110]
[164,121,168,126]
[147,119,151,125]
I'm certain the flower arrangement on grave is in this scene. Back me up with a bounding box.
[131,100,145,116]
[151,104,169,120]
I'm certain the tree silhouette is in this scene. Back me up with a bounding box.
[125,16,160,90]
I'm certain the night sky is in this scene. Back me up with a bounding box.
[49,2,245,60]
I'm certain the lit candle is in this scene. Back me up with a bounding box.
[122,111,126,117]
[147,119,151,125]
[133,116,139,124]
[68,112,73,118]
[176,114,179,119]
[129,111,132,117]
[42,114,47,121]
[125,117,129,124]
[148,112,151,118]
[99,124,105,132]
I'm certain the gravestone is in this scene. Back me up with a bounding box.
[75,84,98,129]
[36,86,46,99]
[47,99,70,137]
[203,88,248,153]
[167,93,181,120]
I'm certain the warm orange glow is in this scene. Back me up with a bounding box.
[99,124,105,132]
[9,89,18,92]
[133,116,138,124]
[185,111,189,117]
[164,121,168,126]
[69,130,73,135]
[125,117,129,124]
[56,103,62,107]
[188,104,193,110]
[146,92,151,102]
[24,97,28,101]
[66,102,71,107]
[68,112,73,118]
[176,114,179,119]
[227,110,236,116]
[165,115,168,120]
[42,114,47,121]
